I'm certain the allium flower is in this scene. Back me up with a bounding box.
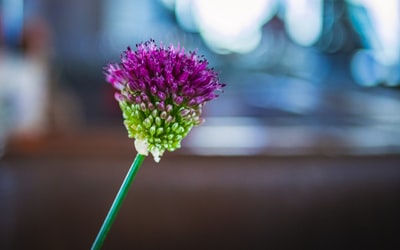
[105,39,225,162]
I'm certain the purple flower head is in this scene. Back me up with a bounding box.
[105,39,225,162]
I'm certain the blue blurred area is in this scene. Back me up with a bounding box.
[1,0,399,155]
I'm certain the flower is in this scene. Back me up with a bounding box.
[105,39,225,162]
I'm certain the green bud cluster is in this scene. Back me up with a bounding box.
[119,101,202,162]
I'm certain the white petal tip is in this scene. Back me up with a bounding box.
[150,147,164,163]
[134,139,149,156]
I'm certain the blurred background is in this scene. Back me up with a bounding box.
[1,0,399,249]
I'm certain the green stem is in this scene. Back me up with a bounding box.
[91,153,146,250]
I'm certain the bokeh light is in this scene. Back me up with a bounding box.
[284,0,323,47]
[171,0,278,53]
[347,0,400,86]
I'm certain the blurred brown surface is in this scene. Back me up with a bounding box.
[1,132,400,250]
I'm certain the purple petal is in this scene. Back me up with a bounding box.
[174,96,184,105]
[157,91,166,101]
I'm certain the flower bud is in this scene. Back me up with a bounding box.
[105,39,225,162]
